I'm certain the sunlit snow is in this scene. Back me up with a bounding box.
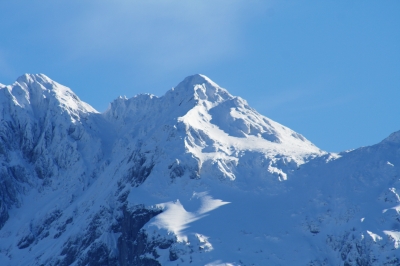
[150,193,229,242]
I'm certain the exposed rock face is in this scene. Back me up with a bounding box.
[0,74,399,265]
[114,206,163,266]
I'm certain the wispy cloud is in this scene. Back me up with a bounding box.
[53,1,271,71]
[0,0,274,86]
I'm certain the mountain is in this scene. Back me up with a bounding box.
[0,74,399,265]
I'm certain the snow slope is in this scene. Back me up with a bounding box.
[0,74,399,265]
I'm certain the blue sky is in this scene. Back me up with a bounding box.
[0,1,399,152]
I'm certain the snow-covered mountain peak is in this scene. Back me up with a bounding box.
[101,74,326,191]
[174,74,223,92]
[16,73,52,85]
[170,75,322,148]
[166,74,232,106]
[105,74,232,124]
[105,74,323,155]
[3,74,98,121]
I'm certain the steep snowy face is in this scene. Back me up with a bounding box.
[0,74,104,230]
[0,74,101,163]
[11,74,97,119]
